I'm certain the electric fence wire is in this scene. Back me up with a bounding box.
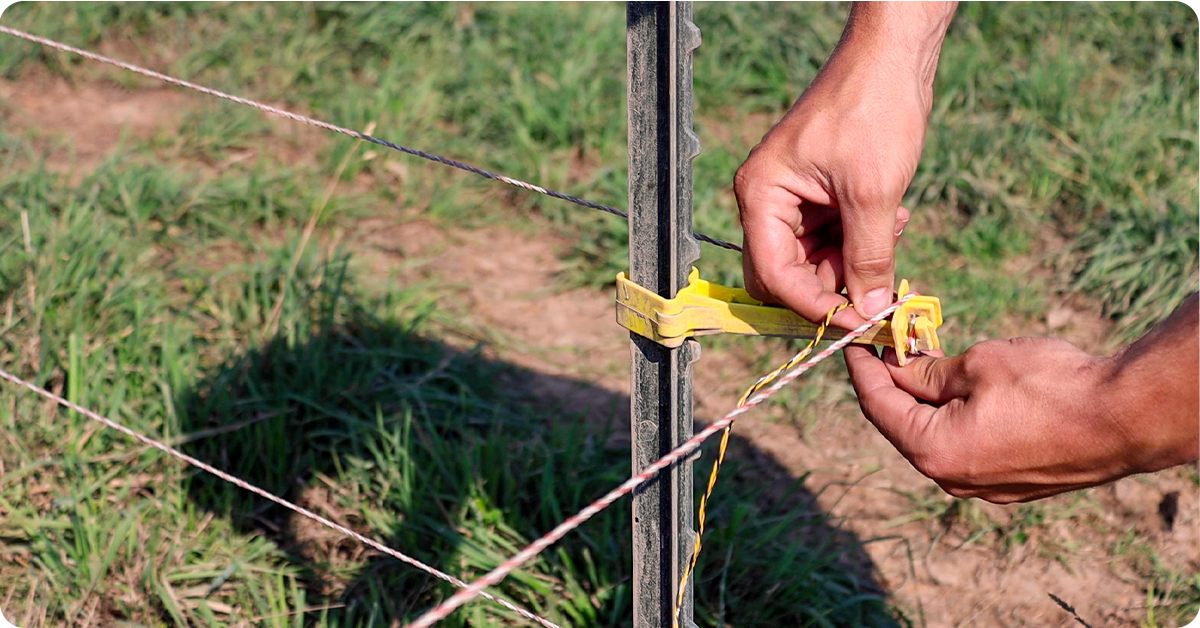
[0,295,915,628]
[0,367,567,628]
[0,25,742,253]
[0,24,917,628]
[400,297,913,628]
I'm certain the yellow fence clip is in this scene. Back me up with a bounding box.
[615,268,943,365]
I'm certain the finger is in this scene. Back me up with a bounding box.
[841,202,899,318]
[770,272,865,330]
[894,206,911,244]
[882,349,972,403]
[895,206,911,236]
[743,213,866,329]
[811,249,844,295]
[844,344,937,449]
[796,223,843,262]
[737,179,839,238]
[792,200,841,237]
[798,226,844,293]
[795,206,908,257]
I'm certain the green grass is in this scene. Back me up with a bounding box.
[915,2,1199,340]
[1111,527,1200,628]
[3,2,1193,333]
[0,150,902,626]
[0,2,1196,627]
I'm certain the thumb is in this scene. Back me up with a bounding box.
[842,202,899,318]
[883,349,972,404]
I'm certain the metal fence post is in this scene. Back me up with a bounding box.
[627,3,701,628]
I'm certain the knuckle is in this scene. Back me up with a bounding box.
[847,250,894,279]
[744,263,785,303]
[961,341,1001,372]
[982,493,1022,505]
[909,449,951,482]
[752,262,781,286]
[969,339,1002,355]
[1004,336,1042,349]
[733,164,764,215]
[838,169,905,212]
[733,165,751,195]
[744,278,773,304]
[910,446,973,489]
[733,149,769,197]
[940,483,975,500]
[843,182,890,210]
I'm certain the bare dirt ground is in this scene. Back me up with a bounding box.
[379,221,1198,628]
[4,74,1197,628]
[0,73,188,176]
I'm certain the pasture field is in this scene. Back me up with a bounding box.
[0,3,1196,627]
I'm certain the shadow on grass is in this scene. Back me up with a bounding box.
[176,275,904,628]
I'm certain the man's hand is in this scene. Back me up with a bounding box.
[845,294,1200,504]
[735,2,956,327]
[846,340,1134,503]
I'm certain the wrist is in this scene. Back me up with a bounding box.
[1096,349,1200,476]
[1084,356,1145,478]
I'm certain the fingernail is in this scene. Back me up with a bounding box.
[894,219,908,237]
[861,287,889,317]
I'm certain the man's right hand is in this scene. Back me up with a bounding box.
[734,2,956,326]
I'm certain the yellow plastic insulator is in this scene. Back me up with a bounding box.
[615,268,943,365]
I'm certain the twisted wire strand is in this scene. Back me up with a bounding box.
[0,25,742,253]
[0,24,922,628]
[672,301,851,628]
[0,293,910,628]
[401,295,913,628]
[0,367,564,628]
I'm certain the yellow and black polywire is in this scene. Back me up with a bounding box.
[673,302,851,627]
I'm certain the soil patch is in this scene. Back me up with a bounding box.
[8,72,1195,628]
[1,72,187,175]
[354,218,1197,628]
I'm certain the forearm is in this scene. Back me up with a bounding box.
[735,1,958,325]
[819,2,958,111]
[1102,293,1200,474]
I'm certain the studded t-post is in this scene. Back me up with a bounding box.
[627,3,702,628]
